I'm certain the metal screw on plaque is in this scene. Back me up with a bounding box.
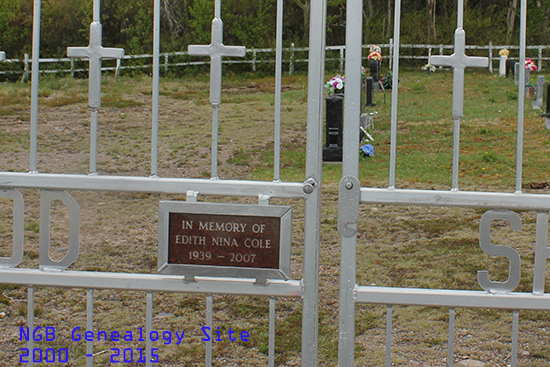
[542,84,550,131]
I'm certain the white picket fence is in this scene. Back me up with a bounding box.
[1,41,549,81]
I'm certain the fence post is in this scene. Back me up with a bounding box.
[252,48,257,72]
[70,58,75,78]
[165,54,169,74]
[539,46,543,71]
[115,59,122,77]
[389,38,393,70]
[21,53,30,83]
[439,45,443,69]
[289,43,295,76]
[488,42,493,73]
[339,46,344,74]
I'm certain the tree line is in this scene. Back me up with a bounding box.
[0,0,548,59]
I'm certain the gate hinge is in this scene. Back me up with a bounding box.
[337,176,361,237]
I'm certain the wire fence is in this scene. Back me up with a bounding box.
[1,41,549,81]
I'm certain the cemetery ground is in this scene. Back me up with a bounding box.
[1,69,550,366]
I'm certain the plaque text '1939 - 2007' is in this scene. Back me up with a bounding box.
[168,213,281,269]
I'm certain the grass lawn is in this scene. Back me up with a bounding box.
[0,68,550,365]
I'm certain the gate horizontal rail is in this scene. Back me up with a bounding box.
[0,269,302,297]
[356,286,550,310]
[361,188,550,211]
[0,172,306,198]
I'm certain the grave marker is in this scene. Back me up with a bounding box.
[0,52,5,61]
[188,3,246,178]
[506,59,515,78]
[542,84,550,131]
[365,76,375,107]
[430,1,488,190]
[532,75,545,109]
[158,202,292,280]
[323,94,344,162]
[499,50,508,77]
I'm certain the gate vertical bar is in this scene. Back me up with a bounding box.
[511,310,519,367]
[385,305,392,367]
[206,294,213,366]
[86,289,94,367]
[273,0,284,181]
[89,2,101,175]
[533,211,549,294]
[302,0,327,362]
[448,308,456,367]
[268,297,276,367]
[151,0,161,176]
[30,0,42,173]
[515,0,527,193]
[338,0,362,362]
[27,286,35,367]
[212,0,221,179]
[146,292,153,367]
[389,0,401,188]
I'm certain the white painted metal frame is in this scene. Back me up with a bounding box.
[0,0,326,366]
[338,0,543,366]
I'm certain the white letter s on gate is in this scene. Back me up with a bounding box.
[477,210,522,293]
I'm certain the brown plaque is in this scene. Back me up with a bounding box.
[158,201,292,279]
[168,212,280,269]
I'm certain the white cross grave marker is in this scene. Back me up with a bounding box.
[188,13,246,178]
[67,18,124,108]
[429,0,488,190]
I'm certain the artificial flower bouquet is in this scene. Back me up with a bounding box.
[525,58,538,71]
[325,75,345,96]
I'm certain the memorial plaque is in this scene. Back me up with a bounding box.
[158,201,292,279]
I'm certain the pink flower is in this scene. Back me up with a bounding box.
[525,58,538,71]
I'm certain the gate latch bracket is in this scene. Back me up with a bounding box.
[337,176,360,237]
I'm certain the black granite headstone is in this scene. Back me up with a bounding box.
[506,59,515,78]
[365,77,375,107]
[369,59,380,83]
[323,94,344,162]
[543,84,550,118]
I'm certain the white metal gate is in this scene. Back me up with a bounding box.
[337,0,550,366]
[0,0,327,365]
